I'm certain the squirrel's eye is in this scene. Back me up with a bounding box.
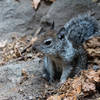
[58,34,65,40]
[44,39,52,46]
[44,41,51,45]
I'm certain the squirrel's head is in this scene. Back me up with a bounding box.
[32,27,67,55]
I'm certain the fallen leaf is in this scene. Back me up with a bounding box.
[47,95,61,100]
[82,82,96,94]
[49,0,56,2]
[21,68,28,77]
[85,69,100,82]
[92,0,98,2]
[0,40,7,48]
[32,0,41,9]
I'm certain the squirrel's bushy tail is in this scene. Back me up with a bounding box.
[64,14,99,45]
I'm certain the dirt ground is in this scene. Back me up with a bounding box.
[0,58,56,100]
[0,0,100,100]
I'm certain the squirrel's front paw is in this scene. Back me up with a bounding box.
[42,73,50,81]
[56,79,66,87]
[42,73,54,85]
[57,81,65,88]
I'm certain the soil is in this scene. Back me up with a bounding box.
[0,58,56,100]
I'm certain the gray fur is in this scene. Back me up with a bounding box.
[64,14,98,45]
[33,14,99,84]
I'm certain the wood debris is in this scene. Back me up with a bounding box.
[84,36,100,66]
[0,34,43,65]
[47,69,100,100]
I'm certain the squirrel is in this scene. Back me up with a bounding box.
[32,14,99,84]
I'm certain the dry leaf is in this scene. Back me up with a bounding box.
[92,0,98,2]
[47,95,61,100]
[84,36,100,66]
[32,0,41,9]
[21,68,28,77]
[0,40,7,48]
[20,68,28,84]
[49,0,56,2]
[63,95,77,100]
[82,82,96,94]
[85,70,100,82]
[0,61,5,66]
[48,69,100,99]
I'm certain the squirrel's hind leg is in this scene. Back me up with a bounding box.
[74,47,88,76]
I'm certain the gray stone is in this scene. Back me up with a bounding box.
[0,58,43,99]
[41,0,100,31]
[0,0,35,39]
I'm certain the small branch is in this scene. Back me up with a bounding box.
[21,27,42,54]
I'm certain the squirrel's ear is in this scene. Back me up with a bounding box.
[57,27,66,40]
[50,21,55,30]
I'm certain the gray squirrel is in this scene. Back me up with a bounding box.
[32,14,99,84]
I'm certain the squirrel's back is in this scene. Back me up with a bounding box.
[64,14,99,45]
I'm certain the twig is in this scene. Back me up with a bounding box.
[21,44,32,54]
[34,27,42,36]
[21,27,42,54]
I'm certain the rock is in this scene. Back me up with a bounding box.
[0,58,42,84]
[41,0,100,31]
[0,0,35,39]
[0,58,43,99]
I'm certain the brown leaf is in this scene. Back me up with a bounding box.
[72,77,82,94]
[64,95,77,100]
[0,40,7,48]
[82,82,96,93]
[32,0,41,9]
[84,36,100,66]
[49,0,56,2]
[21,68,28,77]
[85,70,100,82]
[47,95,61,100]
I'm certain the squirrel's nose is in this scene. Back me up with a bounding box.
[32,46,37,51]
